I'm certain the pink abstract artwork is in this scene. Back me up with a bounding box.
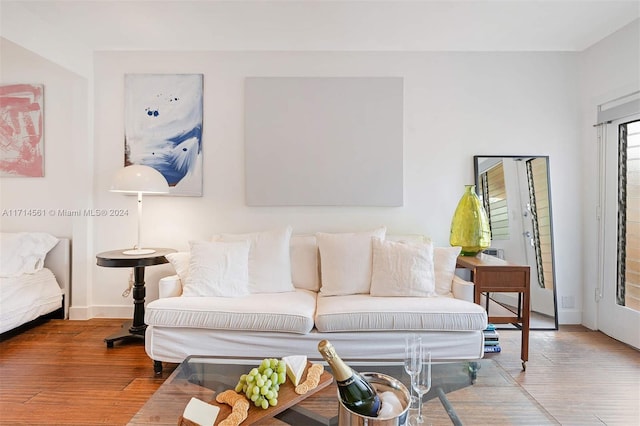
[0,84,44,177]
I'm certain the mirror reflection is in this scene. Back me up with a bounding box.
[474,155,559,330]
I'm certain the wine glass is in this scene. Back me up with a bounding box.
[404,334,422,410]
[412,346,432,424]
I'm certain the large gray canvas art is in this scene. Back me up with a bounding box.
[245,77,403,206]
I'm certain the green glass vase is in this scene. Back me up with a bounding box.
[450,184,491,256]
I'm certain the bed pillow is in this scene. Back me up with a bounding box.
[214,226,294,294]
[434,246,462,295]
[0,232,59,277]
[316,227,386,296]
[370,238,436,297]
[182,240,251,297]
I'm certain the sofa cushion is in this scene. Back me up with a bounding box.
[316,227,386,296]
[290,235,320,292]
[434,246,462,295]
[182,240,250,297]
[215,226,294,294]
[146,289,316,334]
[370,238,436,297]
[315,294,487,332]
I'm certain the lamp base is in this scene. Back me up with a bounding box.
[122,248,156,255]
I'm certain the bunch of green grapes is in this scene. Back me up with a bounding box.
[235,358,287,409]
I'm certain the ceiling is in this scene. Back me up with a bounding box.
[1,1,639,76]
[3,0,639,52]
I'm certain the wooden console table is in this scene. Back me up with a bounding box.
[456,254,530,370]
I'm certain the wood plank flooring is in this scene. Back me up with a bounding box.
[0,319,638,425]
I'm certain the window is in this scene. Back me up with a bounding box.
[526,158,554,289]
[480,162,510,240]
[595,94,639,348]
[617,120,640,310]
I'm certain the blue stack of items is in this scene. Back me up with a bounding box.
[483,324,501,353]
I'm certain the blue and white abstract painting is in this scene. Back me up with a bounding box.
[124,74,203,196]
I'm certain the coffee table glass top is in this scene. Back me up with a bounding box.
[129,356,557,425]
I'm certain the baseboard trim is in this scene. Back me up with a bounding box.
[558,309,582,325]
[69,305,133,320]
[68,306,90,320]
[91,305,134,318]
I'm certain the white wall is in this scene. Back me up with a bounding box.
[579,20,640,329]
[88,50,584,321]
[0,38,88,237]
[8,29,625,326]
[0,38,94,316]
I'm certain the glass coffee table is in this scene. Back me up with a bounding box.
[129,355,557,425]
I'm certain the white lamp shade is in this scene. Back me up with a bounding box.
[110,165,169,194]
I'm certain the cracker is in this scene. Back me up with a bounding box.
[235,409,248,423]
[232,399,249,422]
[298,362,323,391]
[227,412,243,422]
[309,364,324,374]
[295,383,309,394]
[216,389,249,425]
[234,399,250,412]
[216,389,243,406]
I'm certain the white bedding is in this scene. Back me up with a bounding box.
[0,268,62,334]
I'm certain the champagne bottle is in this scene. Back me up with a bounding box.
[317,339,381,417]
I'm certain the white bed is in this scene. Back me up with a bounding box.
[0,236,71,334]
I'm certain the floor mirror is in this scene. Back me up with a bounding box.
[474,155,559,330]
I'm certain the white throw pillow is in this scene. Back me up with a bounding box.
[386,234,430,244]
[434,246,462,295]
[290,234,320,292]
[182,240,250,297]
[370,238,436,297]
[215,226,294,293]
[0,232,59,277]
[165,251,190,283]
[316,227,386,296]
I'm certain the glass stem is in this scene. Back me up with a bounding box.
[409,374,416,405]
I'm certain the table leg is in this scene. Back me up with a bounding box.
[104,320,144,347]
[129,266,147,334]
[521,289,530,370]
[104,266,147,347]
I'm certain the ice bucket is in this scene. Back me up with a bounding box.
[337,372,410,426]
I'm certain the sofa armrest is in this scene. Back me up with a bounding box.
[159,274,183,298]
[451,275,475,303]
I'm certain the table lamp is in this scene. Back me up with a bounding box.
[110,165,169,255]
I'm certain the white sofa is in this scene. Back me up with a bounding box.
[145,228,488,374]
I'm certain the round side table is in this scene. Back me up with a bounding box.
[96,248,176,347]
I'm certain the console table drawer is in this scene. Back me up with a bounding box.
[478,269,529,291]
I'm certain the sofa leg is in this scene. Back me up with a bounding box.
[467,361,479,383]
[154,360,163,375]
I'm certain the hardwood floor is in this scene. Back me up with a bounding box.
[0,319,638,425]
[0,319,177,425]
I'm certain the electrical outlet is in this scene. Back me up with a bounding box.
[561,296,575,309]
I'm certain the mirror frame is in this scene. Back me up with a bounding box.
[474,155,559,330]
